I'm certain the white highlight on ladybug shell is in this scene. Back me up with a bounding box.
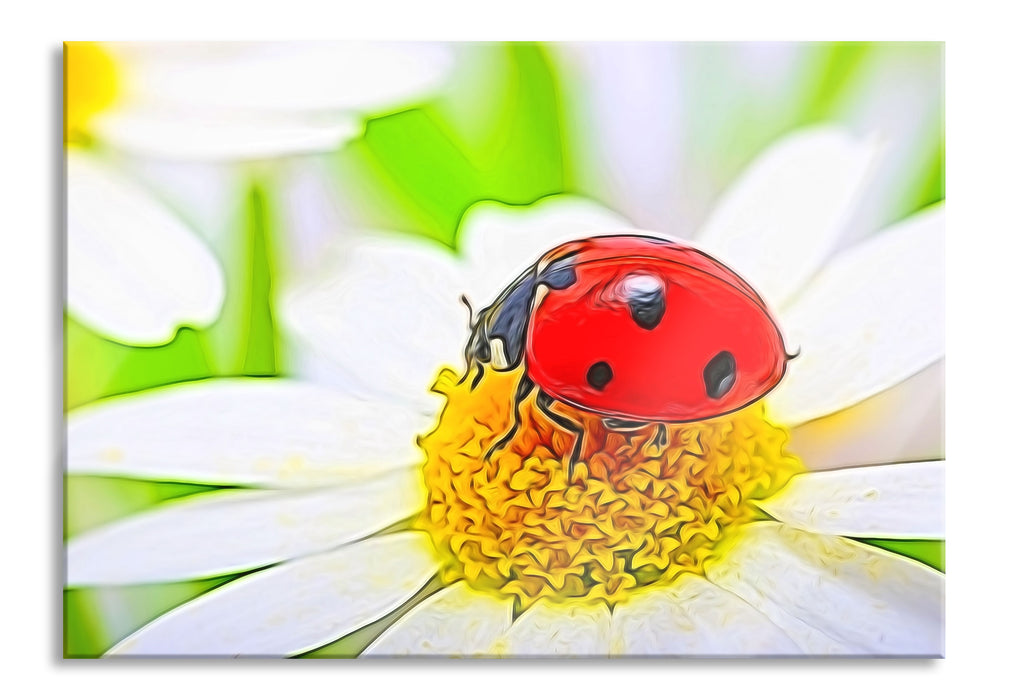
[617,273,664,299]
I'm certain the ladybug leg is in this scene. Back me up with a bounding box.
[534,390,585,481]
[646,423,668,451]
[485,373,534,461]
[467,361,485,390]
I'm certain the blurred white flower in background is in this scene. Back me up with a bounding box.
[65,41,456,345]
[552,42,942,246]
[65,127,945,656]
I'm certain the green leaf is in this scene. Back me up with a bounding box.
[802,42,875,122]
[64,475,224,540]
[240,184,280,375]
[201,180,280,377]
[352,42,566,247]
[913,132,945,211]
[65,317,212,410]
[64,576,239,658]
[856,538,945,572]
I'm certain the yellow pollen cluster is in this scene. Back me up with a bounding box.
[415,366,804,610]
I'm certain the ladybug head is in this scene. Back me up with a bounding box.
[464,255,579,374]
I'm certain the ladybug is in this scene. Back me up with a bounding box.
[464,234,792,474]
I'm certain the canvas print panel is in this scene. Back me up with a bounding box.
[64,41,944,658]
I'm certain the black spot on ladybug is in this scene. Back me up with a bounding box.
[629,295,665,331]
[703,351,736,399]
[620,274,665,331]
[587,361,613,390]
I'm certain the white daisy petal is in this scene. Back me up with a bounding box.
[756,461,944,539]
[91,109,362,161]
[824,44,944,247]
[706,522,944,655]
[279,232,468,405]
[67,151,225,345]
[495,599,611,657]
[363,582,512,657]
[272,156,350,278]
[549,44,687,234]
[457,196,633,310]
[552,43,812,238]
[787,359,944,471]
[118,42,454,114]
[67,468,425,586]
[114,158,242,251]
[767,203,944,426]
[610,573,801,656]
[67,379,428,487]
[694,127,879,308]
[107,532,439,657]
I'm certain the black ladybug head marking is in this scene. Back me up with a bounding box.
[540,259,576,290]
[703,351,736,399]
[618,273,666,331]
[466,257,578,374]
[587,361,613,390]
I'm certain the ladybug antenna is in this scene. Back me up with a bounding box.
[785,346,801,361]
[460,294,476,330]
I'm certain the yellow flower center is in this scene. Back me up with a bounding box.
[416,365,804,611]
[65,42,121,144]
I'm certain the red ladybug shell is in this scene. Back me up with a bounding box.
[523,235,787,422]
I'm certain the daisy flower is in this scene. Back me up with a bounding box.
[65,41,455,345]
[65,126,944,657]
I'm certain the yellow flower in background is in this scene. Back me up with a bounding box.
[65,41,454,159]
[66,127,944,656]
[65,42,120,144]
[63,41,456,345]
